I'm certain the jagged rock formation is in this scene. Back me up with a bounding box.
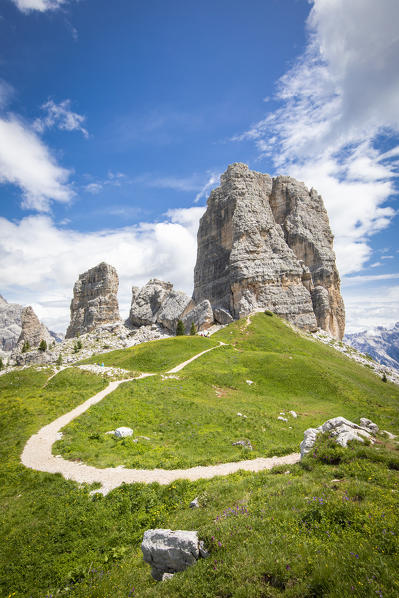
[193,163,345,339]
[0,294,24,353]
[17,306,52,350]
[345,322,399,371]
[127,279,216,334]
[66,262,120,339]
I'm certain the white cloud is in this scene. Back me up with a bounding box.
[84,172,127,194]
[342,284,399,333]
[11,0,67,13]
[234,0,399,277]
[194,173,221,204]
[343,273,399,285]
[33,99,88,138]
[0,116,73,211]
[0,80,14,109]
[0,208,206,332]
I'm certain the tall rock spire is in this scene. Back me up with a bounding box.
[193,163,345,339]
[65,262,120,338]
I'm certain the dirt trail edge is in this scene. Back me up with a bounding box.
[21,342,300,494]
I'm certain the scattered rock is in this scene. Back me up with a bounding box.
[66,262,120,338]
[237,412,247,418]
[232,440,253,450]
[359,418,379,434]
[289,410,298,418]
[278,416,288,422]
[300,417,377,459]
[141,529,205,581]
[382,430,396,440]
[162,573,174,581]
[114,427,133,438]
[189,497,199,508]
[246,380,254,385]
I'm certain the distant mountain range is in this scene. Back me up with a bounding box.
[345,322,399,371]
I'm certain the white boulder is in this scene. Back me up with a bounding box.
[114,427,133,438]
[300,416,377,459]
[141,529,202,580]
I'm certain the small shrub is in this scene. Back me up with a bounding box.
[382,373,387,383]
[190,322,197,335]
[264,310,273,317]
[0,357,3,370]
[176,319,185,336]
[73,339,83,353]
[39,339,47,352]
[56,354,63,366]
[21,340,30,353]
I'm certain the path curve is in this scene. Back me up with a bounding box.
[21,342,300,493]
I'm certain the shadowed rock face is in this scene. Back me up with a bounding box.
[66,262,120,338]
[193,163,345,339]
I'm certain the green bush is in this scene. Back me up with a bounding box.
[56,354,63,365]
[21,340,30,353]
[264,310,273,316]
[190,322,197,335]
[0,357,3,370]
[73,339,83,353]
[39,339,47,352]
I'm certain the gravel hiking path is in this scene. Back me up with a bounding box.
[21,341,300,494]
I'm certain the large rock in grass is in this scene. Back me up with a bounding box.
[300,416,378,459]
[66,262,120,338]
[142,529,206,581]
[193,163,345,339]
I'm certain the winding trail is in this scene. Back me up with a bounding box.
[21,341,300,494]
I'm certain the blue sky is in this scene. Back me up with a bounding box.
[0,0,398,334]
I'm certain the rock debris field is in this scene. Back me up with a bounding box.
[21,341,300,495]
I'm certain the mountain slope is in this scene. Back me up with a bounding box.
[345,322,399,371]
[1,314,399,597]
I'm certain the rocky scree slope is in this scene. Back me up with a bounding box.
[193,163,345,339]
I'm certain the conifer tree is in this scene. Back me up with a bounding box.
[176,320,185,336]
[39,339,47,352]
[190,322,196,335]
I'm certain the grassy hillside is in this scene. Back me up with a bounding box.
[57,314,399,469]
[1,314,399,597]
[78,335,218,373]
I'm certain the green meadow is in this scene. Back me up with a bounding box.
[1,313,399,597]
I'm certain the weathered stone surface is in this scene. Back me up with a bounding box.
[300,416,377,459]
[181,300,213,334]
[128,279,173,327]
[141,529,201,580]
[157,290,192,332]
[193,163,345,339]
[213,307,234,325]
[127,279,192,333]
[66,262,120,339]
[114,427,133,438]
[17,306,52,350]
[0,295,23,352]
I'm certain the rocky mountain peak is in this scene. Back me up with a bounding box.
[17,306,52,350]
[193,163,345,339]
[65,262,120,339]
